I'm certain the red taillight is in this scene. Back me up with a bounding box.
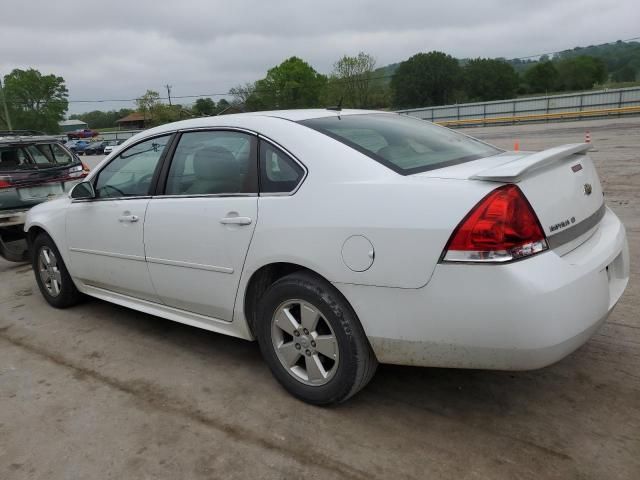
[443,184,548,263]
[0,176,12,189]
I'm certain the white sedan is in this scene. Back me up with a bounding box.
[25,109,629,404]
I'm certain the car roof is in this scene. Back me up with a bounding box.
[135,108,393,139]
[0,134,61,145]
[241,108,386,121]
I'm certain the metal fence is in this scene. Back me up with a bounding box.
[396,86,640,126]
[98,129,143,141]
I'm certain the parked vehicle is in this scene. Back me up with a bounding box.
[84,141,108,155]
[67,129,99,139]
[0,130,87,261]
[103,139,126,155]
[67,140,90,155]
[24,110,629,404]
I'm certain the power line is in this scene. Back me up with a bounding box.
[509,35,640,61]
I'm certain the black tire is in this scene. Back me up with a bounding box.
[32,233,83,308]
[255,271,377,405]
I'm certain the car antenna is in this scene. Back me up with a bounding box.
[326,97,343,112]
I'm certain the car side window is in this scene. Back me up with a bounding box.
[0,147,29,170]
[94,135,170,198]
[26,145,55,166]
[259,140,304,193]
[51,144,74,165]
[165,131,256,195]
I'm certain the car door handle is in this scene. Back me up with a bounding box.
[118,214,139,223]
[220,216,252,225]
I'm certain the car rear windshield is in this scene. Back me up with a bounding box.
[0,143,75,171]
[299,113,502,175]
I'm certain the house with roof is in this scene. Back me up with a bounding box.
[116,112,147,130]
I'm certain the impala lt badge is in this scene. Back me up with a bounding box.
[584,183,593,195]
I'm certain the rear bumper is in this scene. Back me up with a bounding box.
[335,207,629,370]
[0,209,27,227]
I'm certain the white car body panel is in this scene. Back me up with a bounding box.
[337,207,628,368]
[144,196,258,321]
[66,198,161,302]
[24,109,630,371]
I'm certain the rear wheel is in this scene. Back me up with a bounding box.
[32,233,83,308]
[256,272,377,405]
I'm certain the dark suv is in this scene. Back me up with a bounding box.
[0,131,88,261]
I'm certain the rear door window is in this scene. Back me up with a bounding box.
[164,130,257,195]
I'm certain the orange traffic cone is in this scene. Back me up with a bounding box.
[514,140,520,151]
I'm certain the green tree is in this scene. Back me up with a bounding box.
[215,98,231,114]
[229,82,255,107]
[136,90,162,123]
[555,56,607,91]
[464,58,519,101]
[246,57,327,110]
[192,97,216,116]
[1,68,68,133]
[391,51,462,108]
[329,52,377,108]
[523,61,559,93]
[611,65,636,82]
[135,90,190,127]
[69,108,133,129]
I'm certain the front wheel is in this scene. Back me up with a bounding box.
[32,233,83,308]
[256,272,377,405]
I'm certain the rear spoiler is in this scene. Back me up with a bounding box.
[470,143,591,183]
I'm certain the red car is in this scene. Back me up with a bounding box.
[67,129,99,139]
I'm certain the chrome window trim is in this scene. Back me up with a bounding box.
[257,134,308,197]
[150,193,258,200]
[177,126,257,136]
[71,195,153,204]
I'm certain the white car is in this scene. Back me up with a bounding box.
[102,139,125,155]
[25,109,629,404]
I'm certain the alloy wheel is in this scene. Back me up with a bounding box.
[38,246,62,297]
[271,299,340,386]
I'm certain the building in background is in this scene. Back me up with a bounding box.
[59,119,88,133]
[116,112,146,130]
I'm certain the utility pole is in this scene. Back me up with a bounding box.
[165,84,173,106]
[0,76,12,131]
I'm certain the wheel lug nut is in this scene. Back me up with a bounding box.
[295,343,301,350]
[303,328,309,335]
[293,331,300,337]
[305,350,311,356]
[311,341,316,347]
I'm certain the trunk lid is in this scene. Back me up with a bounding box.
[417,144,604,253]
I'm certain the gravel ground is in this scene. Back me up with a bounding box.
[1,117,638,479]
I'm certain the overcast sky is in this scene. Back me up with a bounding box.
[1,0,638,114]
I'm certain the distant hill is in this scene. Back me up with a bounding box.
[373,40,640,81]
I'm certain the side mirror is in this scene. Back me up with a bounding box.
[70,181,96,200]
